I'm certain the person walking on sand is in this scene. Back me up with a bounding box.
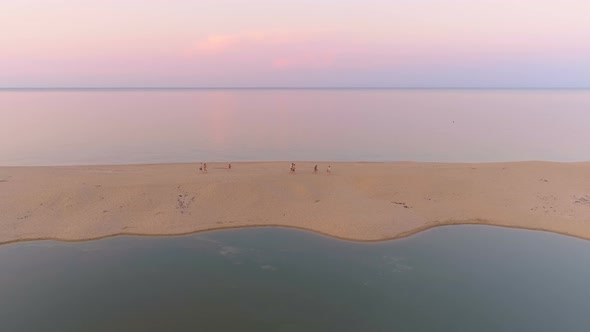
[228,162,232,170]
[314,164,318,174]
[199,163,203,173]
[203,163,208,174]
[326,165,331,174]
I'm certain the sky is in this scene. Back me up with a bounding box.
[1,0,590,88]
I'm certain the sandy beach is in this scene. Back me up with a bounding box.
[0,162,589,245]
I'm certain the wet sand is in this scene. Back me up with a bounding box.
[0,162,589,245]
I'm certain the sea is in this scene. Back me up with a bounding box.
[1,88,589,165]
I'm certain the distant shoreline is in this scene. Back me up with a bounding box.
[2,87,590,91]
[1,161,589,245]
[2,160,589,168]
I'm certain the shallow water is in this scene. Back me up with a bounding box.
[1,225,589,331]
[1,89,590,165]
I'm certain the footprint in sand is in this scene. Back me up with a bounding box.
[176,193,196,211]
[573,195,590,207]
[391,201,411,209]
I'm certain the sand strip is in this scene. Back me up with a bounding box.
[1,162,589,244]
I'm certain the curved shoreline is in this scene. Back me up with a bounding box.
[1,162,589,246]
[2,220,590,248]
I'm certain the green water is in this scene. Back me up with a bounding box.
[1,225,589,331]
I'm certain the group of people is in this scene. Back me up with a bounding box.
[291,163,331,174]
[199,162,231,173]
[198,162,331,174]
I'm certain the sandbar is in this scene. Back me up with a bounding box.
[0,162,589,245]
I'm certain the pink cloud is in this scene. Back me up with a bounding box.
[184,31,350,70]
[193,35,238,53]
[187,32,296,55]
[272,52,336,70]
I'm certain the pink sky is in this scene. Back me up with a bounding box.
[2,0,590,87]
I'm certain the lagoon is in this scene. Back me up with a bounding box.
[2,225,590,331]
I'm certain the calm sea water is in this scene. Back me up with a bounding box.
[1,226,589,331]
[1,89,589,165]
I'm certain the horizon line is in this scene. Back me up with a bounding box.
[1,87,590,91]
